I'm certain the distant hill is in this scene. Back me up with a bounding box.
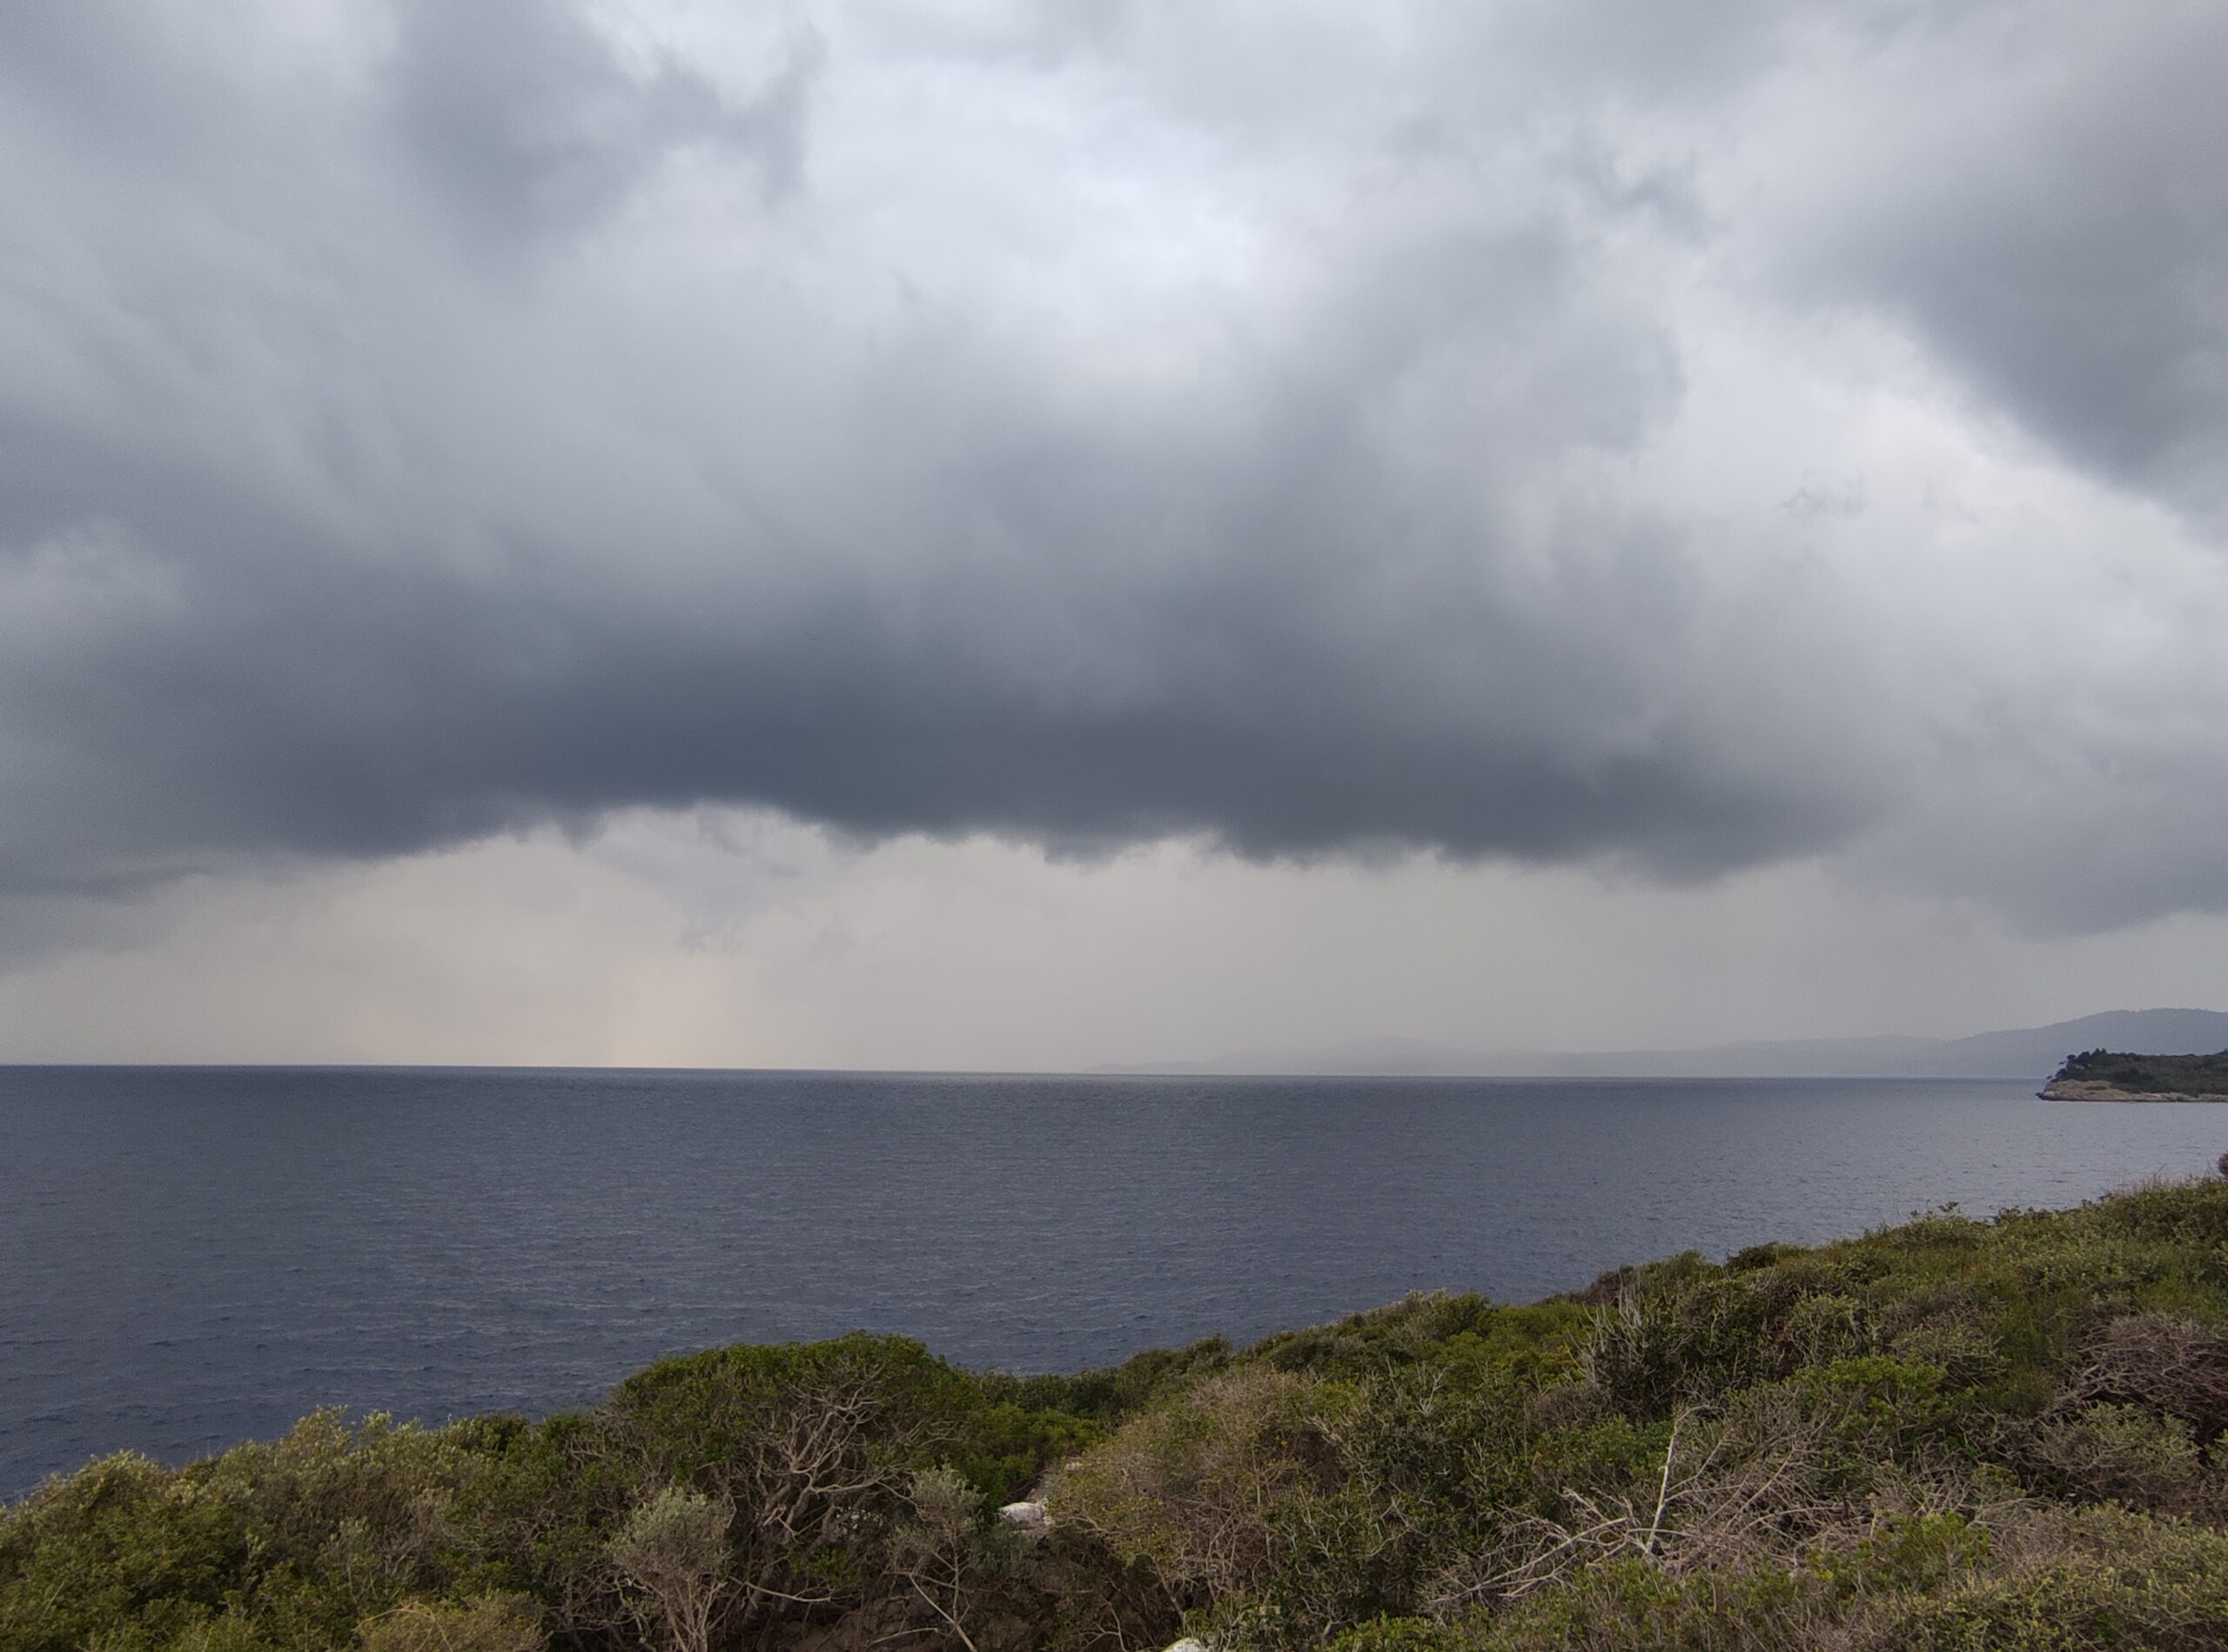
[1095,1009,2228,1080]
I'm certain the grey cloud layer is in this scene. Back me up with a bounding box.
[1775,4,2228,514]
[2,1,2225,929]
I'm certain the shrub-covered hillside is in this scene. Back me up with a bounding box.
[11,1176,2228,1651]
[2046,1050,2228,1098]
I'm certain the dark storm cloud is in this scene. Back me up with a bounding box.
[1,0,2224,930]
[389,0,819,238]
[1780,5,2228,515]
[0,244,1846,890]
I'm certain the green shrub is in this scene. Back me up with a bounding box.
[1325,1614,1470,1652]
[357,1595,542,1652]
[983,1337,1234,1425]
[948,1402,1103,1505]
[1582,1275,1771,1420]
[0,1454,248,1652]
[2024,1404,2210,1514]
[1869,1504,2228,1649]
[1462,1559,1833,1652]
[1051,1367,1352,1591]
[1052,1367,1392,1646]
[17,1179,2228,1650]
[198,1410,480,1640]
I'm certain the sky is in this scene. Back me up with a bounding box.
[3,0,2226,1068]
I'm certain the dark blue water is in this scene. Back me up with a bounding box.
[4,1065,2224,1496]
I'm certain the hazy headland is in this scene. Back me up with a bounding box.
[1099,1009,2228,1080]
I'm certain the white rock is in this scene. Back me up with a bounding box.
[997,1500,1050,1534]
[1164,1640,1211,1652]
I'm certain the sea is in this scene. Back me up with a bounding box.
[5,1064,2225,1498]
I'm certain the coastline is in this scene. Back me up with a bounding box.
[17,1174,2228,1649]
[2040,1078,2228,1102]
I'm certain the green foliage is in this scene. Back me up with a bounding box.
[0,1454,248,1652]
[357,1594,542,1652]
[1326,1615,1469,1652]
[2023,1404,2211,1515]
[1869,1505,2228,1649]
[18,1176,2228,1649]
[1051,1368,1361,1599]
[1582,1274,1774,1420]
[948,1402,1103,1505]
[1246,1293,1498,1378]
[2050,1048,2228,1096]
[981,1335,1235,1425]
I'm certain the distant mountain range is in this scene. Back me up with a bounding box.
[1094,1009,2228,1080]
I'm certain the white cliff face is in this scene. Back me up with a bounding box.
[996,1500,1050,1534]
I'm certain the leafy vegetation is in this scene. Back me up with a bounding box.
[2046,1049,2228,1097]
[13,1178,2228,1649]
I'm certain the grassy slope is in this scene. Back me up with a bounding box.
[9,1179,2228,1650]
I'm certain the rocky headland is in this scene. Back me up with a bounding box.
[2039,1078,2228,1102]
[2040,1048,2228,1102]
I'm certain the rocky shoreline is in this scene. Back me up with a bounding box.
[2039,1078,2228,1102]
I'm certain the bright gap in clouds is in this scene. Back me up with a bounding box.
[7,814,2228,1071]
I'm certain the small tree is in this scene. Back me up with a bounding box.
[607,1487,735,1652]
[891,1467,991,1652]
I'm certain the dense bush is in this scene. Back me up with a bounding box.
[2048,1049,2228,1096]
[12,1176,2228,1649]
